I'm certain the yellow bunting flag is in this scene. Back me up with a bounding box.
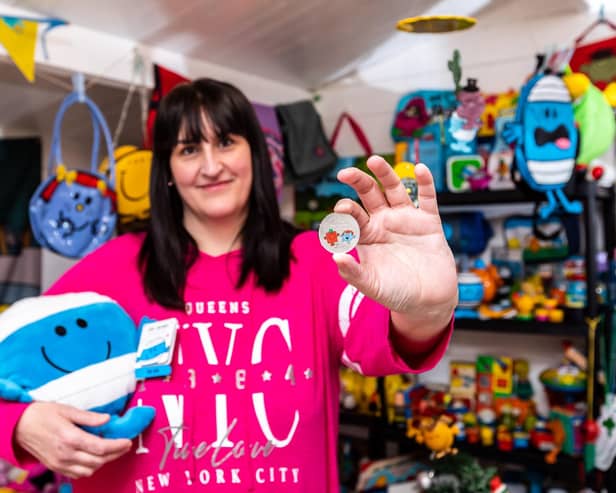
[0,17,38,82]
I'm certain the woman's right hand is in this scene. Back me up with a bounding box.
[14,402,133,479]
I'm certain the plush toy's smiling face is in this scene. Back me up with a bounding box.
[0,293,137,392]
[39,309,116,374]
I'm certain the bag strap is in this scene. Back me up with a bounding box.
[575,9,616,45]
[329,112,373,156]
[48,90,116,187]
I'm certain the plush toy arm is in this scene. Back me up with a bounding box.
[502,121,522,145]
[82,405,156,439]
[0,379,32,403]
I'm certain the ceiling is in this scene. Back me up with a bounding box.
[11,0,442,89]
[0,58,145,149]
[0,0,597,147]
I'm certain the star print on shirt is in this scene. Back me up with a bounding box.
[304,368,313,379]
[262,370,272,382]
[212,373,222,384]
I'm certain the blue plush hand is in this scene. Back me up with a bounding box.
[0,379,32,403]
[502,121,522,145]
[82,405,156,439]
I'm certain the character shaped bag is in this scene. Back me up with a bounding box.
[99,145,152,232]
[503,74,581,218]
[0,292,155,439]
[29,90,117,258]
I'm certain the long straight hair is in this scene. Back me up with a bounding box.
[139,78,297,309]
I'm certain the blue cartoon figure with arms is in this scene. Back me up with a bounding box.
[0,292,155,439]
[503,74,582,218]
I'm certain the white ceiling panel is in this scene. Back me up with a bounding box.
[13,0,440,88]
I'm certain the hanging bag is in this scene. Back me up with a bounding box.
[314,112,373,200]
[29,89,117,258]
[275,100,338,185]
[294,112,373,230]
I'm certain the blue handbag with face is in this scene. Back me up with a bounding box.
[29,90,117,258]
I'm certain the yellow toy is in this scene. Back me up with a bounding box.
[408,415,459,459]
[339,367,380,414]
[478,90,517,137]
[393,161,418,207]
[99,145,153,227]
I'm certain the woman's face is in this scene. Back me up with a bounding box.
[169,113,253,228]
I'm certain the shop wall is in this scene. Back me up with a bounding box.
[316,5,606,155]
[314,4,603,414]
[5,2,606,414]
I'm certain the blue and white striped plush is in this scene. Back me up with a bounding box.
[0,292,155,439]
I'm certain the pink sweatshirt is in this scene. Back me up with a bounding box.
[1,231,452,492]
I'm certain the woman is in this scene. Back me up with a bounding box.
[2,78,457,492]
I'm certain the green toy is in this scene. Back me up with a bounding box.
[563,71,616,170]
[447,50,462,94]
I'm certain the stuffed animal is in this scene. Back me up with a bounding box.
[563,71,616,180]
[0,292,155,439]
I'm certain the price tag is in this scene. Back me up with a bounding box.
[135,318,178,379]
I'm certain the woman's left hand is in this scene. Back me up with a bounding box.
[334,155,458,329]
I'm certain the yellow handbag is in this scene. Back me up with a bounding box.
[99,145,152,228]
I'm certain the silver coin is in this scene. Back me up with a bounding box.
[318,213,360,254]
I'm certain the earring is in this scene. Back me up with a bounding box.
[167,181,173,187]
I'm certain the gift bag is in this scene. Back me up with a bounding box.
[29,90,117,258]
[294,112,374,230]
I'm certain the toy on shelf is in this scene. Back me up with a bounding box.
[394,141,419,206]
[513,359,534,401]
[446,72,484,155]
[408,414,460,459]
[479,89,517,138]
[562,70,616,185]
[455,271,483,318]
[503,72,581,218]
[550,403,585,456]
[354,455,430,492]
[540,362,587,404]
[339,366,381,415]
[446,154,485,192]
[470,261,517,320]
[450,361,476,403]
[486,114,516,191]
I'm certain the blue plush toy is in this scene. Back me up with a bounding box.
[0,292,155,439]
[503,73,582,218]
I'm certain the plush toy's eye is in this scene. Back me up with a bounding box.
[85,197,92,205]
[55,326,67,336]
[76,318,87,328]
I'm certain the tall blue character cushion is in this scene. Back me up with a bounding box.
[503,74,582,218]
[0,292,155,439]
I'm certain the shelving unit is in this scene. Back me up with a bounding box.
[339,177,616,490]
[454,316,588,337]
[339,412,585,488]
